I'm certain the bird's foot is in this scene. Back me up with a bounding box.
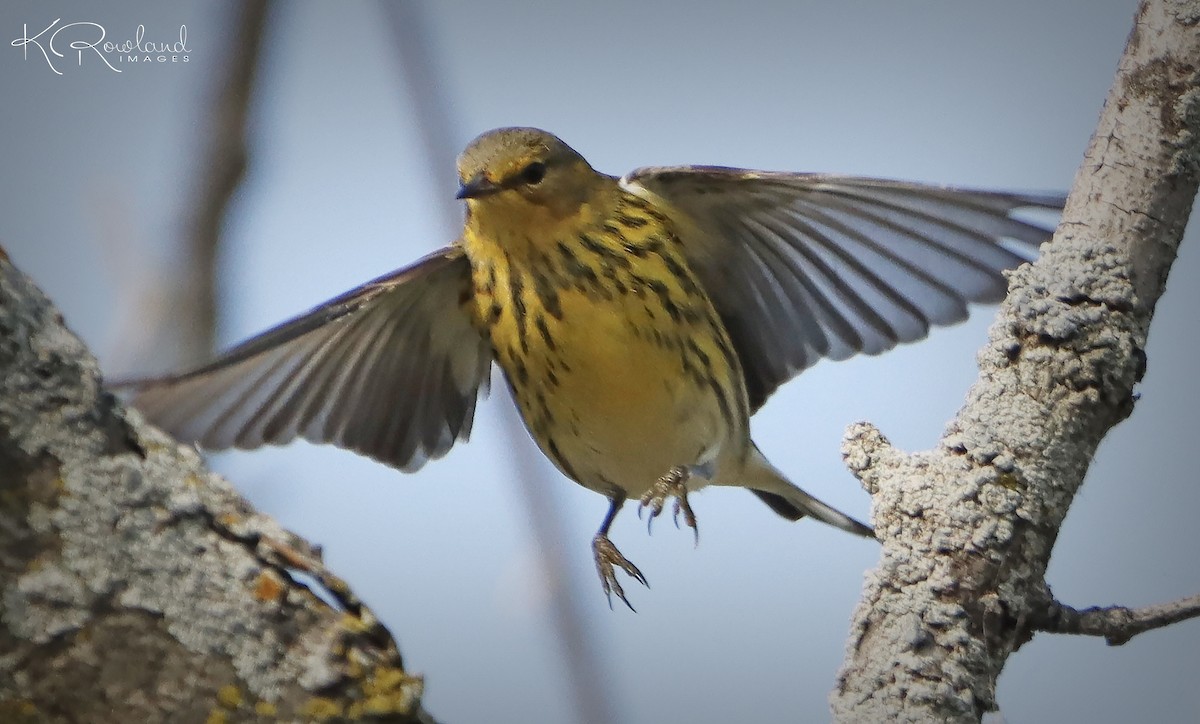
[638,465,698,544]
[593,534,648,611]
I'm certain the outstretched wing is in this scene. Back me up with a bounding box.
[622,167,1063,410]
[121,245,492,471]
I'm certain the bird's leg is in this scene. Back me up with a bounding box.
[592,493,647,611]
[638,465,698,544]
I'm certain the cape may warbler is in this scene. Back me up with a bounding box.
[127,127,1063,607]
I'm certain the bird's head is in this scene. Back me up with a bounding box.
[456,128,604,223]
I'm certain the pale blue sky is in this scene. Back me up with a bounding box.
[3,2,1197,722]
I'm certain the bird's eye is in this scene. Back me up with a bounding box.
[520,161,547,185]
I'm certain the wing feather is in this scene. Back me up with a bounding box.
[622,167,1063,410]
[122,246,491,472]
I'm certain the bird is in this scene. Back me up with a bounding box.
[123,127,1063,608]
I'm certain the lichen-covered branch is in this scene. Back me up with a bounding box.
[830,2,1200,721]
[0,259,434,722]
[1031,593,1200,646]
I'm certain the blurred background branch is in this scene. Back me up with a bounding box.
[177,0,270,364]
[378,4,616,723]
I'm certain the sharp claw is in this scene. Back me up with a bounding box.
[593,534,648,611]
[618,591,636,613]
[637,466,700,543]
[677,496,699,546]
[609,580,625,610]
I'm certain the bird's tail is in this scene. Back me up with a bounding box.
[741,445,873,538]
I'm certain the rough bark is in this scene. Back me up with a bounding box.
[830,2,1200,721]
[0,255,433,723]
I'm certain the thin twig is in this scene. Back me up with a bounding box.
[1032,593,1200,646]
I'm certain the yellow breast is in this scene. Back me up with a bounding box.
[463,190,749,494]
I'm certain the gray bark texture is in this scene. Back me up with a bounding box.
[831,1,1200,721]
[0,253,432,722]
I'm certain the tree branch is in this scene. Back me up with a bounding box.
[831,2,1200,721]
[1030,593,1200,646]
[0,258,435,722]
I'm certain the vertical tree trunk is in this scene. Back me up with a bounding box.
[831,1,1200,720]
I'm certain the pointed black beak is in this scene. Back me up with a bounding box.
[456,175,502,200]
